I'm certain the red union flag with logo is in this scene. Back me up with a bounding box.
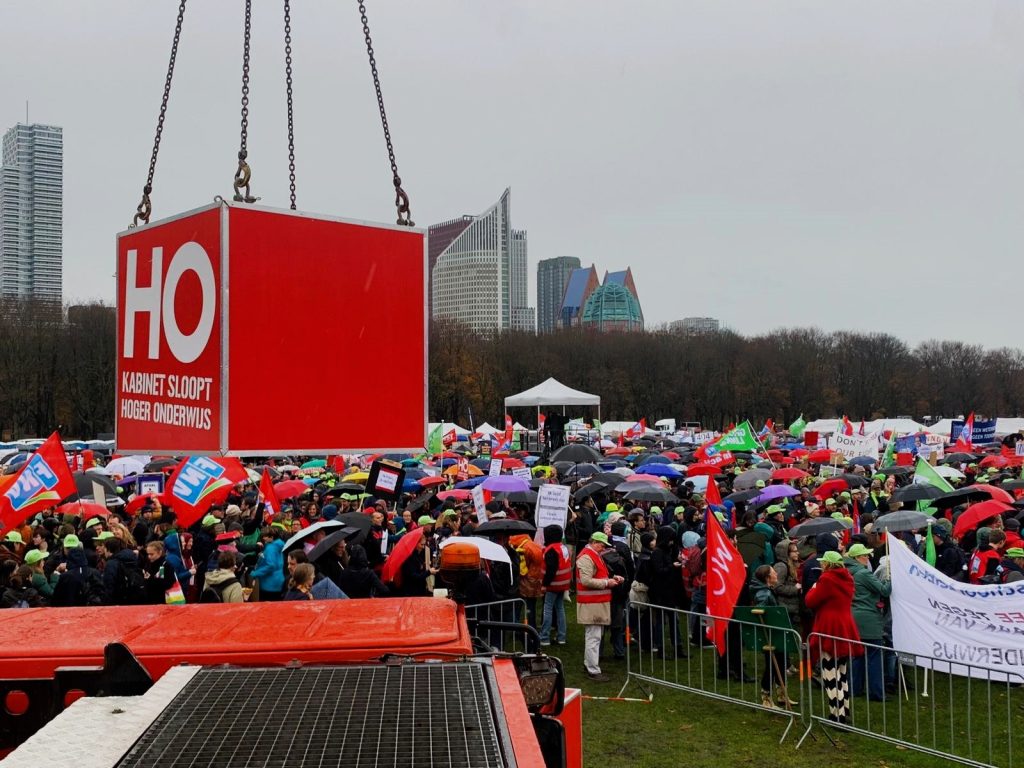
[164,455,248,528]
[117,202,427,455]
[705,512,746,655]
[0,433,77,535]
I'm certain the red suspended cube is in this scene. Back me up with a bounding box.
[116,202,427,455]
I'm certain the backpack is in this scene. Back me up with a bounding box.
[200,577,239,603]
[115,560,148,605]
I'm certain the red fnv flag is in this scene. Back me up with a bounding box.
[260,468,281,522]
[0,432,77,535]
[164,456,248,528]
[705,512,746,656]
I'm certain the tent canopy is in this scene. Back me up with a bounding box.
[504,377,601,408]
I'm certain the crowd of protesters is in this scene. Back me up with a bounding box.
[1,427,1022,717]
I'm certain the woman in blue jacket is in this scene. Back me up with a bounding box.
[252,526,286,601]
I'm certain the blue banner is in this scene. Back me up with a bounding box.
[951,419,997,444]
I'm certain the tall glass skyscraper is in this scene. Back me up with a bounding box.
[429,188,534,333]
[0,123,63,301]
[536,256,580,333]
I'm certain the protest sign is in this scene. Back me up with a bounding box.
[889,539,1024,681]
[952,419,996,445]
[1016,442,1024,457]
[511,467,532,482]
[366,460,405,502]
[535,484,571,531]
[471,485,488,522]
[489,458,503,477]
[828,431,879,460]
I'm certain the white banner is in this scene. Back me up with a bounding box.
[471,485,488,522]
[828,431,879,460]
[889,539,1024,681]
[511,466,532,482]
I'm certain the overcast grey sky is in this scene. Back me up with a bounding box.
[3,1,1024,347]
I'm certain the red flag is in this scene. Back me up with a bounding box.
[954,412,974,451]
[164,456,248,528]
[328,455,346,474]
[851,497,861,535]
[694,434,722,461]
[705,513,746,656]
[260,468,281,522]
[617,432,624,448]
[704,477,722,507]
[504,414,514,445]
[858,420,866,436]
[0,432,77,535]
[842,416,854,436]
[443,429,456,446]
[625,418,647,439]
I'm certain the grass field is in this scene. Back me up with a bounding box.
[540,602,1021,768]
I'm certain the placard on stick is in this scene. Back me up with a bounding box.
[365,459,405,502]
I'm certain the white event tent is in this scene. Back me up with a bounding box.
[504,377,601,426]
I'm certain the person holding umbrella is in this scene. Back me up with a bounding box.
[576,531,623,681]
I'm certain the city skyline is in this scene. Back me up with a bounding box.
[0,122,62,301]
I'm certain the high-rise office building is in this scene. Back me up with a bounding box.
[429,188,534,333]
[536,256,580,333]
[670,316,720,334]
[0,123,63,301]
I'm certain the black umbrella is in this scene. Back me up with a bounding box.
[890,484,945,504]
[283,519,348,552]
[931,486,997,509]
[307,526,362,561]
[838,474,870,488]
[878,466,912,476]
[1001,479,1024,491]
[590,472,626,487]
[470,458,492,469]
[73,471,120,501]
[941,453,978,465]
[474,519,536,536]
[573,483,609,502]
[336,511,373,543]
[552,461,576,474]
[323,482,367,496]
[725,488,762,504]
[624,487,676,504]
[563,463,601,478]
[405,489,438,512]
[874,510,931,534]
[529,477,549,489]
[496,490,538,504]
[550,444,602,463]
[788,517,850,538]
[144,458,178,472]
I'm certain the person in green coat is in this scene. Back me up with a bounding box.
[750,565,797,709]
[25,549,58,601]
[846,543,891,701]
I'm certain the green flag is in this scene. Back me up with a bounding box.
[925,519,937,567]
[914,457,954,493]
[880,433,896,468]
[717,420,762,452]
[427,423,443,455]
[789,414,806,438]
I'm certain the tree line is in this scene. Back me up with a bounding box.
[1,300,1021,439]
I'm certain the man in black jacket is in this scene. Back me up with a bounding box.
[603,521,635,659]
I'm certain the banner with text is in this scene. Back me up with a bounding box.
[890,539,1024,682]
[828,431,879,460]
[952,419,997,445]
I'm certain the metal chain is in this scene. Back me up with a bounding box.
[233,0,257,203]
[132,0,188,227]
[284,0,296,210]
[357,0,413,226]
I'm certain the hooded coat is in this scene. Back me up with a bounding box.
[805,566,862,662]
[51,548,104,607]
[336,544,389,599]
[648,526,683,608]
[846,559,891,640]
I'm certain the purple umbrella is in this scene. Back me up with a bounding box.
[480,475,531,493]
[752,484,801,504]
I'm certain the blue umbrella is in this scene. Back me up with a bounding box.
[638,464,683,478]
[523,455,541,466]
[403,467,429,481]
[438,457,458,468]
[454,476,488,489]
[470,458,491,469]
[848,456,876,467]
[401,479,422,493]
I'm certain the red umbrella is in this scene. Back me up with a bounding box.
[772,468,808,481]
[953,500,1014,539]
[437,489,471,501]
[766,450,784,462]
[417,476,447,488]
[660,451,681,460]
[381,527,424,584]
[274,479,309,499]
[968,484,1014,504]
[808,449,837,464]
[55,501,109,519]
[978,456,1008,469]
[779,457,796,465]
[501,457,526,469]
[789,449,809,458]
[126,493,162,516]
[605,447,631,457]
[629,473,668,485]
[813,478,849,500]
[686,464,721,477]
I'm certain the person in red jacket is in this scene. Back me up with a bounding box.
[806,550,862,724]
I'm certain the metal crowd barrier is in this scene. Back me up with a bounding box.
[464,598,530,653]
[620,601,804,743]
[799,632,1023,768]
